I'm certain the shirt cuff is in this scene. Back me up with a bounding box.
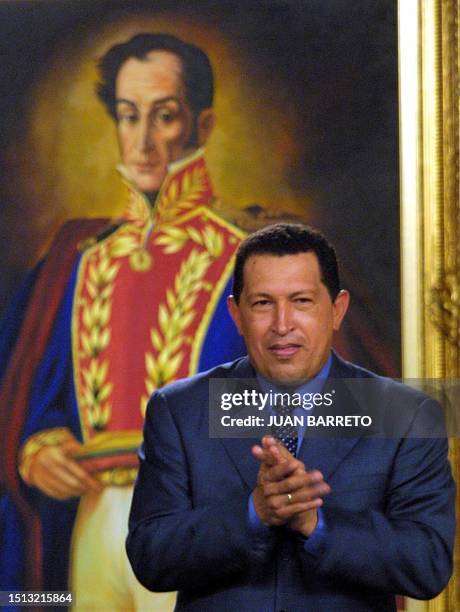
[302,508,326,553]
[248,493,271,538]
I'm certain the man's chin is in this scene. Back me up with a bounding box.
[135,180,163,194]
[129,171,165,194]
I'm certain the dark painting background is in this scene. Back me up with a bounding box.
[0,0,400,374]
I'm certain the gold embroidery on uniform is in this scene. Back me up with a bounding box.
[106,224,154,272]
[77,155,217,422]
[95,467,138,486]
[125,186,151,226]
[19,427,75,484]
[108,226,144,258]
[79,246,119,431]
[77,224,154,431]
[154,224,223,257]
[81,359,113,431]
[74,154,215,435]
[156,165,208,224]
[140,224,225,414]
[141,247,216,416]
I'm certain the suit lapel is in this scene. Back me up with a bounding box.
[298,352,369,480]
[217,357,261,489]
[219,437,261,490]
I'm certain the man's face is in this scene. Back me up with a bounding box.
[115,50,196,193]
[228,252,349,384]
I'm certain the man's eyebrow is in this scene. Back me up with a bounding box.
[246,289,317,300]
[246,292,272,300]
[115,99,137,108]
[115,96,181,108]
[290,289,317,297]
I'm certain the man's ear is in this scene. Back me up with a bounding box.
[227,295,243,336]
[332,289,350,332]
[197,109,215,146]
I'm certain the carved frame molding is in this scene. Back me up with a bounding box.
[400,0,459,610]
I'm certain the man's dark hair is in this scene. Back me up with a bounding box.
[96,33,214,121]
[232,223,341,303]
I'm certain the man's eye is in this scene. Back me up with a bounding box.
[295,297,313,305]
[155,109,176,124]
[253,300,271,307]
[118,113,137,124]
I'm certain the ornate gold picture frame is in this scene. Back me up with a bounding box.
[399,1,459,609]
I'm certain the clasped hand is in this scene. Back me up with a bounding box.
[252,436,330,537]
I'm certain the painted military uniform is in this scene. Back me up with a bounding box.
[1,149,247,608]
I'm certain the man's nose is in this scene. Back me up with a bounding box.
[135,117,155,153]
[272,303,294,335]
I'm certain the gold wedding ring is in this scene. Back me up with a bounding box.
[287,493,293,504]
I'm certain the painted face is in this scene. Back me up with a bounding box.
[228,252,349,384]
[115,50,196,193]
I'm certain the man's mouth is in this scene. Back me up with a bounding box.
[134,162,157,173]
[268,343,301,359]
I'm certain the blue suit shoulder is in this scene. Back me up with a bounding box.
[334,354,446,437]
[333,352,426,397]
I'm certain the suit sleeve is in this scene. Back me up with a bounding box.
[297,398,456,600]
[126,389,276,592]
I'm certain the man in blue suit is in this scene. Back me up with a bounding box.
[127,223,455,611]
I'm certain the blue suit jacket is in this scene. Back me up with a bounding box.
[127,353,455,612]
